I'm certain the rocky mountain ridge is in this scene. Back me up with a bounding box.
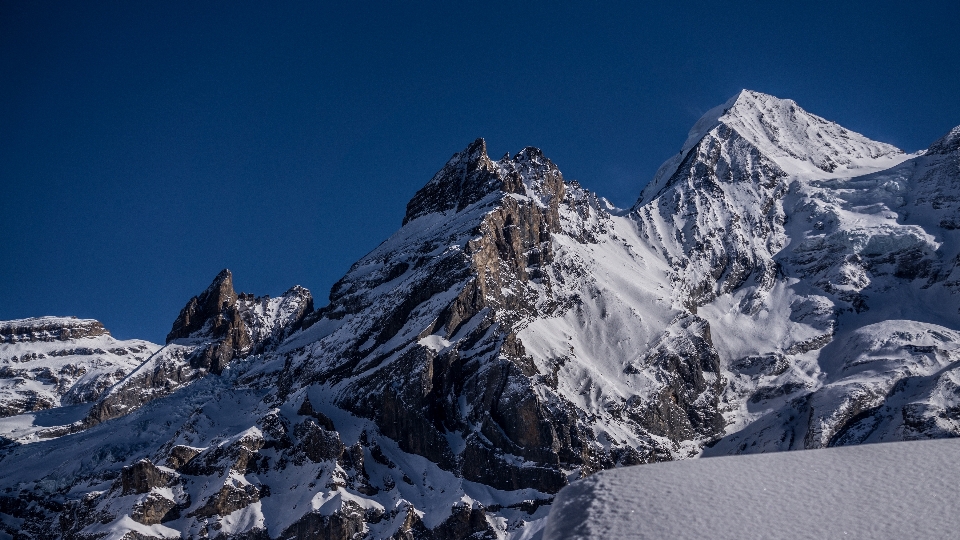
[82,269,313,428]
[1,90,958,539]
[1,317,112,344]
[0,317,159,423]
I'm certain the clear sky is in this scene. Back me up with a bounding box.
[2,1,959,343]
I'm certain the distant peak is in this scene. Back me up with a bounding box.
[211,268,233,287]
[723,89,767,109]
[710,90,902,166]
[722,90,805,125]
[656,90,793,161]
[639,91,906,206]
[513,146,547,162]
[716,91,904,174]
[0,316,109,343]
[442,138,491,172]
[494,146,549,167]
[731,88,791,106]
[402,139,566,225]
[463,137,487,157]
[928,125,960,155]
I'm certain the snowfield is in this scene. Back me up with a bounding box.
[544,437,960,540]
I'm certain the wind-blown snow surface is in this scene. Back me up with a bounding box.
[543,437,960,540]
[1,90,959,539]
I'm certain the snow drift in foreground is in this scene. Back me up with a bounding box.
[544,437,960,540]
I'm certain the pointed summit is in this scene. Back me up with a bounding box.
[403,138,501,225]
[166,269,243,344]
[718,90,904,174]
[402,139,568,226]
[641,90,907,204]
[928,125,960,155]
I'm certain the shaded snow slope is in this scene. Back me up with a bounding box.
[544,437,960,540]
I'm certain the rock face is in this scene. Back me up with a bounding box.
[311,141,619,493]
[120,458,174,495]
[0,317,110,343]
[83,269,313,426]
[1,91,959,539]
[166,268,252,374]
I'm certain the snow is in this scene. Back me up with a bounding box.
[639,90,909,206]
[543,437,960,540]
[238,286,312,346]
[0,329,159,439]
[82,515,180,539]
[0,315,100,329]
[2,90,958,539]
[219,501,266,535]
[0,403,92,441]
[512,516,548,540]
[419,334,452,352]
[718,90,907,177]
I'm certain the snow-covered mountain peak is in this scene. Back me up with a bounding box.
[929,125,960,155]
[718,90,905,176]
[641,91,909,205]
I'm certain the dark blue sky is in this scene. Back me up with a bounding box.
[2,1,959,343]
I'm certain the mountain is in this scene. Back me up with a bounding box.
[82,269,313,428]
[0,317,160,436]
[0,90,958,540]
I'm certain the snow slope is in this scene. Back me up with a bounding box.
[543,437,960,540]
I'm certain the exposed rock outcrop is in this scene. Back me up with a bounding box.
[120,459,173,495]
[168,269,251,374]
[0,317,109,344]
[82,270,312,427]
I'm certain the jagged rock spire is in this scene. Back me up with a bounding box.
[166,269,240,343]
[402,138,568,226]
[403,138,501,225]
[165,268,250,375]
